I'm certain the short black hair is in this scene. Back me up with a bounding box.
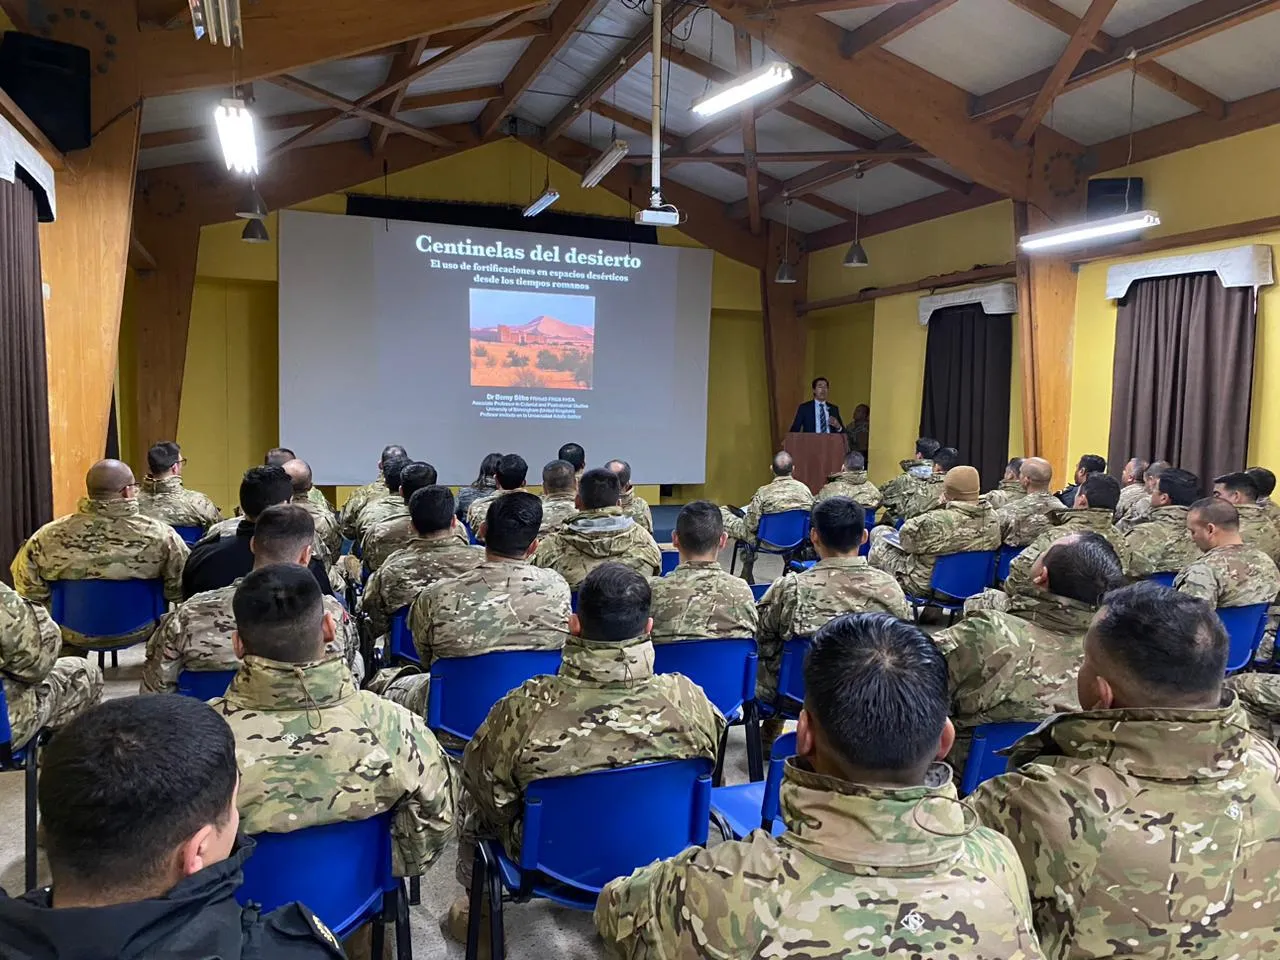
[805,613,948,771]
[1080,473,1121,511]
[380,444,408,466]
[674,500,723,555]
[811,496,865,553]
[1215,471,1260,502]
[252,504,315,562]
[399,461,438,501]
[1190,496,1239,530]
[1092,581,1227,698]
[1247,466,1276,499]
[264,447,295,467]
[579,467,621,509]
[606,459,632,488]
[474,452,503,486]
[240,465,293,520]
[811,376,828,389]
[577,562,650,642]
[1042,532,1124,606]
[1078,454,1107,475]
[409,485,455,535]
[496,453,528,489]
[1006,457,1024,476]
[558,443,586,471]
[933,447,961,471]
[485,491,543,558]
[843,451,866,471]
[916,437,941,460]
[147,441,181,475]
[233,563,325,663]
[1160,468,1201,507]
[382,456,411,493]
[41,696,237,891]
[542,459,576,494]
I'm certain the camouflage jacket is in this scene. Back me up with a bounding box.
[363,516,469,573]
[10,499,189,646]
[880,458,931,519]
[757,556,912,702]
[1238,502,1280,564]
[356,496,408,553]
[532,508,662,589]
[596,759,1043,960]
[970,695,1280,960]
[815,470,881,508]
[211,654,458,877]
[407,557,571,665]
[359,537,485,642]
[997,490,1062,547]
[1006,508,1130,594]
[291,492,341,563]
[461,635,724,858]
[1114,481,1146,520]
[986,479,1026,512]
[305,486,333,515]
[539,492,578,538]
[136,476,222,531]
[900,473,947,520]
[0,582,64,746]
[1259,496,1280,538]
[466,488,513,535]
[1115,493,1152,534]
[1175,542,1280,608]
[736,476,814,540]
[142,582,357,694]
[1122,504,1198,577]
[618,491,654,533]
[646,560,758,643]
[892,500,1001,595]
[337,476,384,540]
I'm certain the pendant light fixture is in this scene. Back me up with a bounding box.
[775,198,797,284]
[843,168,868,267]
[241,218,269,243]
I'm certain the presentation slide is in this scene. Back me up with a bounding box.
[278,210,714,487]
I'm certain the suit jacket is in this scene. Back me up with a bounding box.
[789,400,842,434]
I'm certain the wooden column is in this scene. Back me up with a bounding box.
[761,219,806,450]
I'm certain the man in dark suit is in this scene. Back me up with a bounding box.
[789,376,844,435]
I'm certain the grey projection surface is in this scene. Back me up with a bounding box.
[278,209,713,486]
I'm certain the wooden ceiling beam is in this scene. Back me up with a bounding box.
[841,0,959,58]
[267,74,455,150]
[370,36,433,156]
[734,27,764,235]
[804,184,1003,250]
[798,261,1015,314]
[630,149,928,164]
[776,0,924,11]
[726,160,858,218]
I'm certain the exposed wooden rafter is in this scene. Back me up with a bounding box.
[841,0,959,59]
[628,149,929,164]
[370,36,432,156]
[798,262,1016,314]
[267,74,456,150]
[804,184,1004,250]
[776,0,924,11]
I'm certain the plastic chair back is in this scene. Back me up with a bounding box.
[516,758,713,894]
[652,639,757,718]
[755,511,811,553]
[388,607,419,664]
[176,669,236,700]
[928,551,998,600]
[237,814,394,938]
[660,550,679,576]
[1218,603,1270,674]
[750,583,769,602]
[1148,571,1177,588]
[960,721,1040,795]
[760,731,797,830]
[427,649,563,746]
[173,525,204,545]
[860,508,875,557]
[0,677,16,765]
[996,545,1024,582]
[49,579,167,642]
[775,636,811,709]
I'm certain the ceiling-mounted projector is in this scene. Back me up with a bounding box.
[635,208,680,227]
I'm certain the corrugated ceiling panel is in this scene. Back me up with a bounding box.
[1050,0,1204,37]
[815,161,945,215]
[763,198,841,232]
[405,37,532,96]
[1156,13,1280,101]
[1044,71,1197,144]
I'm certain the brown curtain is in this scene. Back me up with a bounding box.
[1108,272,1256,493]
[0,176,53,584]
[918,302,1013,490]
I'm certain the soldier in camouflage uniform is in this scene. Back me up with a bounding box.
[142,505,360,693]
[357,459,430,556]
[933,533,1123,773]
[0,581,103,748]
[971,581,1280,960]
[996,457,1060,547]
[359,486,484,646]
[534,468,661,588]
[336,444,407,541]
[538,459,579,537]
[896,446,961,522]
[879,437,941,522]
[11,460,189,649]
[984,457,1025,511]
[1177,497,1280,606]
[1123,466,1201,577]
[211,564,457,879]
[135,441,222,533]
[721,452,813,581]
[360,462,466,572]
[869,466,1000,595]
[280,459,340,563]
[815,451,881,508]
[1248,466,1280,538]
[648,501,757,643]
[1214,470,1280,563]
[1114,456,1150,519]
[1115,460,1168,533]
[263,448,336,519]
[607,458,654,533]
[465,454,529,538]
[596,612,1043,960]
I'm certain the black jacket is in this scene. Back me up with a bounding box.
[0,841,343,960]
[182,519,334,601]
[788,400,843,434]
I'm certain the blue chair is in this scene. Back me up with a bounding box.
[906,550,998,625]
[470,758,713,958]
[660,550,679,576]
[1148,571,1177,588]
[50,578,168,669]
[787,559,817,573]
[1218,603,1270,674]
[652,638,763,782]
[995,544,1024,583]
[387,607,420,666]
[176,669,237,699]
[959,720,1040,796]
[340,536,354,556]
[710,731,796,840]
[859,507,876,557]
[772,635,811,717]
[731,510,811,580]
[0,681,42,892]
[570,592,579,613]
[172,524,204,545]
[427,649,563,754]
[750,583,769,602]
[464,522,479,546]
[238,813,408,959]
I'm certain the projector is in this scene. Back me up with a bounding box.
[635,207,681,227]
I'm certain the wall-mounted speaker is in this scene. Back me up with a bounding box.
[0,33,91,153]
[1087,177,1144,219]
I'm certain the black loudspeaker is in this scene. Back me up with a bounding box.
[0,33,91,153]
[1087,177,1144,218]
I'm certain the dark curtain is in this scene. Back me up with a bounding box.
[0,177,54,585]
[1108,273,1256,494]
[918,303,1013,491]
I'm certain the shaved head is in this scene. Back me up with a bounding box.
[86,459,136,500]
[1020,457,1052,489]
[772,452,795,476]
[282,459,313,493]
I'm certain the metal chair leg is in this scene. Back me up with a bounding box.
[408,874,420,905]
[711,725,730,787]
[97,651,105,671]
[394,880,412,960]
[370,907,386,960]
[744,701,764,783]
[465,846,486,960]
[111,651,118,669]
[487,856,505,960]
[24,738,38,892]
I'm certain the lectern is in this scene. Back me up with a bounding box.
[784,433,846,495]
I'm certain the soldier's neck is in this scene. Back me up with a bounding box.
[418,529,454,542]
[1211,535,1245,550]
[52,875,176,909]
[811,750,929,788]
[679,552,719,564]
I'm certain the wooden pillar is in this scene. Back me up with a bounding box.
[761,219,806,450]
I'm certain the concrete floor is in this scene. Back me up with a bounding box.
[0,549,785,959]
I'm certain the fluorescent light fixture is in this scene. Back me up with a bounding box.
[189,0,243,47]
[1019,209,1160,252]
[775,260,797,284]
[843,240,869,267]
[241,218,269,243]
[523,188,559,218]
[691,63,793,118]
[581,140,630,189]
[215,99,258,175]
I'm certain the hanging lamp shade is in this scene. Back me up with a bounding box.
[241,218,270,243]
[235,185,267,219]
[774,260,797,284]
[843,240,869,267]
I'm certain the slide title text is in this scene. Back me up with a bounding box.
[415,235,643,269]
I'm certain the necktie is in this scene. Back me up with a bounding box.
[818,403,828,434]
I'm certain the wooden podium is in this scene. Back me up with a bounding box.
[784,433,846,494]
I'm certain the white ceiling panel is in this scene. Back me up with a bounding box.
[138,140,219,170]
[815,161,944,215]
[754,109,861,152]
[514,91,572,126]
[563,111,656,156]
[293,54,394,102]
[1050,0,1205,37]
[757,158,825,181]
[818,4,895,31]
[398,102,487,129]
[677,9,770,74]
[406,37,532,96]
[664,162,748,203]
[764,198,841,232]
[141,80,324,134]
[791,85,896,142]
[1044,71,1198,144]
[1156,13,1280,101]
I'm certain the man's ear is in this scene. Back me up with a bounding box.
[321,611,336,650]
[478,520,488,543]
[232,629,246,660]
[860,529,869,547]
[809,528,820,549]
[248,535,257,557]
[718,531,728,551]
[524,537,539,559]
[569,613,582,637]
[936,717,956,761]
[299,544,313,566]
[1032,565,1050,588]
[1093,675,1115,711]
[179,824,217,879]
[796,709,816,760]
[671,531,682,552]
[644,616,654,637]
